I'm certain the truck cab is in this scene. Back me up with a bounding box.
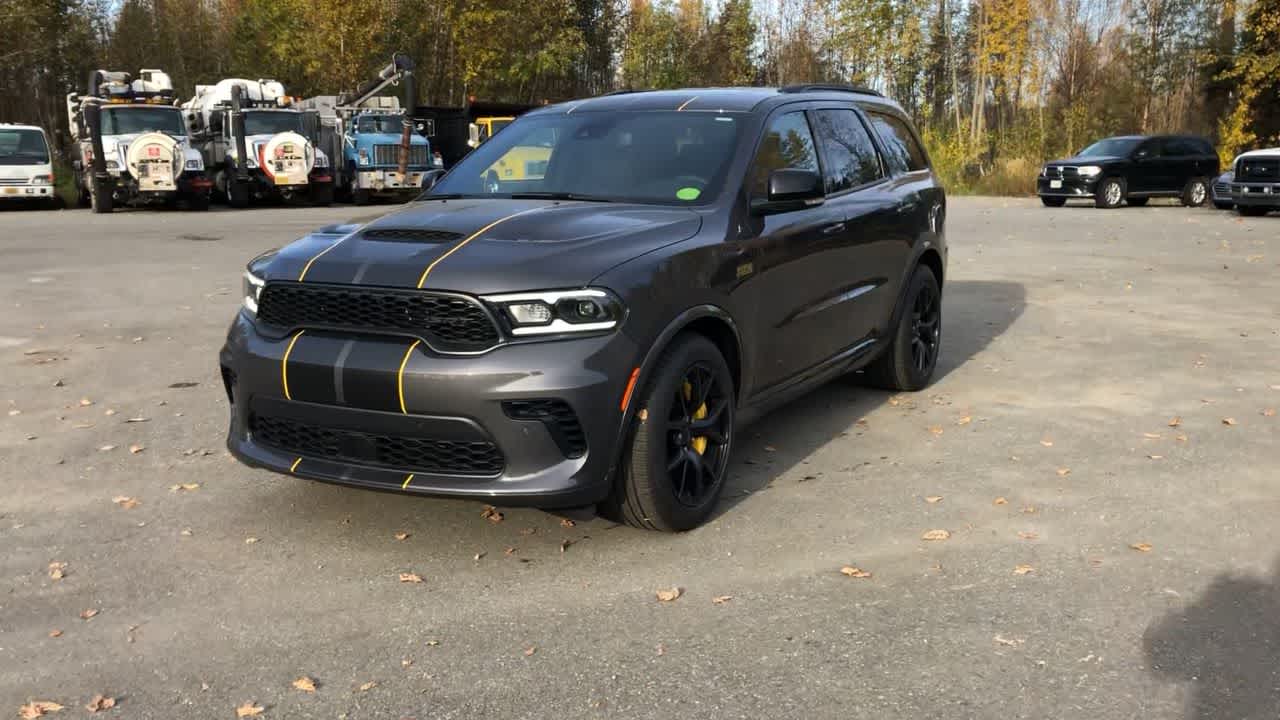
[0,124,56,207]
[342,109,433,204]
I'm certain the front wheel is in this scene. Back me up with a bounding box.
[1094,177,1124,209]
[1182,177,1208,207]
[310,183,333,206]
[861,265,941,391]
[1040,196,1066,207]
[352,188,371,206]
[609,334,735,532]
[227,178,249,208]
[185,192,210,211]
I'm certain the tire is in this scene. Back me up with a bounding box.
[311,183,333,206]
[861,265,942,392]
[1040,196,1066,207]
[1213,201,1234,210]
[609,333,735,532]
[89,177,113,214]
[353,188,371,206]
[1127,197,1149,207]
[1094,177,1124,209]
[185,192,210,211]
[1238,206,1268,217]
[227,178,249,208]
[1181,177,1208,207]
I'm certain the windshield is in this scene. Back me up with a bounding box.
[356,115,404,133]
[244,111,304,136]
[1078,138,1141,158]
[429,111,743,204]
[0,129,50,165]
[101,107,185,136]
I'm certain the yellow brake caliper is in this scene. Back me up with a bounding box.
[683,381,709,455]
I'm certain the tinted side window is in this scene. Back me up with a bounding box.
[811,109,883,193]
[867,111,928,172]
[749,111,819,197]
[1162,138,1193,156]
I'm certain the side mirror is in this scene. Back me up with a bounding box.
[1134,149,1150,161]
[752,169,824,215]
[467,123,481,148]
[421,168,446,190]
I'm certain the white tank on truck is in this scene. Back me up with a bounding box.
[181,78,332,207]
[66,68,211,213]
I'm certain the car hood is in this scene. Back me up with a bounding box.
[263,198,703,295]
[1045,155,1125,167]
[1234,147,1280,161]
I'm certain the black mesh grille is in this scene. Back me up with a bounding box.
[361,228,462,243]
[1237,158,1280,182]
[503,399,587,458]
[250,413,503,476]
[372,144,430,166]
[257,283,500,353]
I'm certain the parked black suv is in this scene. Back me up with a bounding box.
[1229,148,1280,216]
[220,85,947,531]
[1037,135,1219,209]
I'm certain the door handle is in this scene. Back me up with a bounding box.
[896,201,919,214]
[821,222,846,236]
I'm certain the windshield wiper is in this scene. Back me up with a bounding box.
[508,191,613,202]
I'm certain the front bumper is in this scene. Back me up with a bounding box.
[357,169,425,194]
[220,311,639,507]
[1231,182,1280,207]
[0,184,53,199]
[1036,176,1098,197]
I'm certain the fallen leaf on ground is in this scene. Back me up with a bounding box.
[48,629,62,638]
[128,444,144,454]
[357,681,377,692]
[480,505,503,523]
[1263,408,1276,417]
[656,643,666,656]
[1148,454,1164,460]
[656,587,682,602]
[994,497,1008,505]
[1040,439,1054,447]
[84,695,115,713]
[398,573,424,584]
[473,552,486,561]
[98,445,116,452]
[291,677,316,693]
[180,528,193,536]
[1056,467,1071,476]
[524,646,537,656]
[243,537,258,544]
[18,701,64,718]
[104,409,116,416]
[6,409,19,416]
[956,415,972,426]
[400,659,413,668]
[1017,531,1039,540]
[840,566,872,578]
[393,531,409,541]
[1130,542,1153,552]
[48,562,67,580]
[425,640,440,646]
[1222,417,1237,426]
[1022,506,1037,514]
[168,483,199,492]
[80,608,98,620]
[1142,432,1161,439]
[168,382,199,389]
[78,398,93,407]
[924,495,943,503]
[559,539,573,553]
[1013,564,1035,575]
[559,518,576,528]
[125,417,149,423]
[504,547,517,555]
[712,595,734,603]
[1168,417,1182,427]
[993,635,1023,647]
[927,425,944,436]
[921,529,951,541]
[235,702,263,717]
[519,527,537,536]
[111,496,139,509]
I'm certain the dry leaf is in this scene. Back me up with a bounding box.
[244,537,258,544]
[559,539,573,553]
[504,546,517,555]
[1022,505,1037,514]
[655,587,682,602]
[1040,439,1054,447]
[1263,408,1276,417]
[1013,564,1035,575]
[1147,454,1164,460]
[18,701,64,718]
[48,629,62,638]
[1142,432,1161,439]
[291,677,316,693]
[111,496,138,509]
[519,527,537,536]
[84,695,115,713]
[656,643,666,656]
[1056,467,1071,476]
[559,518,576,528]
[104,409,117,417]
[840,566,872,578]
[168,483,199,492]
[98,445,116,452]
[1130,542,1153,553]
[523,646,537,656]
[1222,417,1237,426]
[927,425,944,436]
[180,528,193,536]
[393,531,409,541]
[80,608,98,620]
[994,497,1008,505]
[400,659,413,668]
[1017,531,1039,540]
[48,561,67,580]
[921,529,951,541]
[956,415,972,426]
[1168,416,1182,427]
[993,635,1022,647]
[480,505,504,524]
[235,702,264,717]
[924,495,943,503]
[358,681,377,692]
[128,444,144,454]
[712,595,734,604]
[398,572,424,584]
[79,397,93,407]
[125,417,149,423]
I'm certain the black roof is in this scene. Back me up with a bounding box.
[526,86,904,117]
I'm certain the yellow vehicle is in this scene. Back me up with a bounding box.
[478,124,554,190]
[469,116,513,146]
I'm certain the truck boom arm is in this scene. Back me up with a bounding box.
[339,53,417,176]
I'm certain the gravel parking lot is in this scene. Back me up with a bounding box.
[2,198,1278,719]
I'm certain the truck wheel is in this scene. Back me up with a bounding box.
[186,192,210,211]
[353,188,371,206]
[311,184,333,206]
[90,178,113,214]
[1181,177,1208,207]
[227,179,249,208]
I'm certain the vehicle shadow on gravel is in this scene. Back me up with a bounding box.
[716,279,1026,515]
[1143,557,1280,720]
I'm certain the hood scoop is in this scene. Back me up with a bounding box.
[360,228,462,244]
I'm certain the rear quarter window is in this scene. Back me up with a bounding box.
[866,111,928,173]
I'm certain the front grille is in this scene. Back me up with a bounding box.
[503,399,587,458]
[1043,166,1062,179]
[372,144,430,167]
[250,413,504,476]
[1043,166,1080,180]
[361,228,462,243]
[1213,181,1231,197]
[1237,158,1280,183]
[257,282,501,353]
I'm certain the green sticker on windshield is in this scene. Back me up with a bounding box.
[676,187,701,201]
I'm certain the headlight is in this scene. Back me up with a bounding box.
[106,160,120,171]
[185,159,202,170]
[482,289,624,337]
[243,269,265,315]
[358,148,369,166]
[30,175,52,185]
[1077,165,1102,177]
[314,153,329,168]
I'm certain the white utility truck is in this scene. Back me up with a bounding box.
[182,78,332,206]
[66,69,211,213]
[0,124,57,207]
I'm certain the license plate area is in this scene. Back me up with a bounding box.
[1050,180,1063,189]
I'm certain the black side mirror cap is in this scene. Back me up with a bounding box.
[414,169,448,200]
[751,168,824,215]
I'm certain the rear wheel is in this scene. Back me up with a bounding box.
[1040,196,1066,207]
[1095,177,1124,209]
[1238,206,1269,217]
[610,334,734,532]
[862,266,941,391]
[1182,177,1208,207]
[1127,197,1149,207]
[185,192,210,211]
[353,188,371,206]
[311,183,333,206]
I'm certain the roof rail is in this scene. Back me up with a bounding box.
[602,88,645,96]
[778,83,883,97]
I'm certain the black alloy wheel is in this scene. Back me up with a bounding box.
[665,364,731,508]
[909,280,941,376]
[862,265,942,391]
